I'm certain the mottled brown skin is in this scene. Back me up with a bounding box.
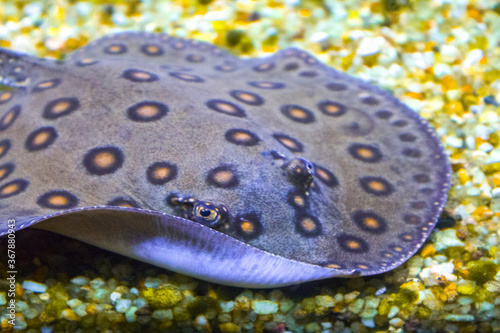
[0,32,450,283]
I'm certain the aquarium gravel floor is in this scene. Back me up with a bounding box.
[1,0,500,332]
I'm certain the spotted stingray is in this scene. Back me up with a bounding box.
[0,32,451,287]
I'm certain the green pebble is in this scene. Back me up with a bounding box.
[0,292,5,305]
[315,295,334,308]
[279,299,294,313]
[305,322,321,333]
[125,306,138,323]
[364,296,381,309]
[445,314,475,322]
[220,301,234,312]
[458,297,474,306]
[388,306,399,319]
[152,309,173,321]
[467,260,499,284]
[348,299,365,314]
[252,300,278,315]
[478,302,494,313]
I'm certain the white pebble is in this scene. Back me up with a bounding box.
[22,281,47,293]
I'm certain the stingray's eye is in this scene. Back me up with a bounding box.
[193,202,226,228]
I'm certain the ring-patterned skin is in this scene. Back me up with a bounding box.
[0,32,451,287]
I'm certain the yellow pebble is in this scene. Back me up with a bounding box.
[421,245,436,258]
[61,309,81,321]
[458,169,469,185]
[491,174,500,186]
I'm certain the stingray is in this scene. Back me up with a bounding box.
[0,32,450,287]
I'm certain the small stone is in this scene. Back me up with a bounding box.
[389,318,404,328]
[61,308,81,321]
[22,280,47,293]
[13,315,27,330]
[361,317,375,328]
[219,322,241,333]
[220,301,234,312]
[144,277,162,289]
[70,276,90,286]
[234,296,250,311]
[478,302,494,313]
[344,291,360,303]
[388,306,399,319]
[67,299,82,308]
[125,306,137,323]
[116,299,132,313]
[445,314,474,322]
[152,309,173,321]
[252,300,278,314]
[24,307,39,319]
[15,301,28,312]
[90,278,106,289]
[348,299,364,314]
[305,322,322,333]
[315,295,334,308]
[110,291,121,303]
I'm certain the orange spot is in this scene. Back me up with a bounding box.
[316,169,330,182]
[357,148,374,158]
[364,217,379,228]
[0,92,11,101]
[233,132,251,142]
[368,180,385,192]
[1,184,17,195]
[301,218,316,231]
[109,45,122,52]
[33,131,50,146]
[324,104,339,114]
[393,246,402,252]
[217,102,236,113]
[327,264,341,269]
[52,101,70,114]
[94,152,115,168]
[214,170,233,184]
[48,195,68,206]
[240,221,254,233]
[403,234,413,241]
[147,46,159,53]
[239,93,255,102]
[154,167,170,179]
[119,203,132,208]
[290,108,307,119]
[358,264,368,269]
[132,72,152,80]
[137,105,159,117]
[294,196,304,206]
[347,240,360,249]
[0,169,5,178]
[0,146,4,155]
[384,253,393,258]
[279,138,296,149]
[2,112,14,126]
[38,81,54,88]
[80,58,94,64]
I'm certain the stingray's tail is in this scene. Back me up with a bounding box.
[0,48,58,88]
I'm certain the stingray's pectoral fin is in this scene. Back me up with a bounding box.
[0,48,57,88]
[32,207,347,288]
